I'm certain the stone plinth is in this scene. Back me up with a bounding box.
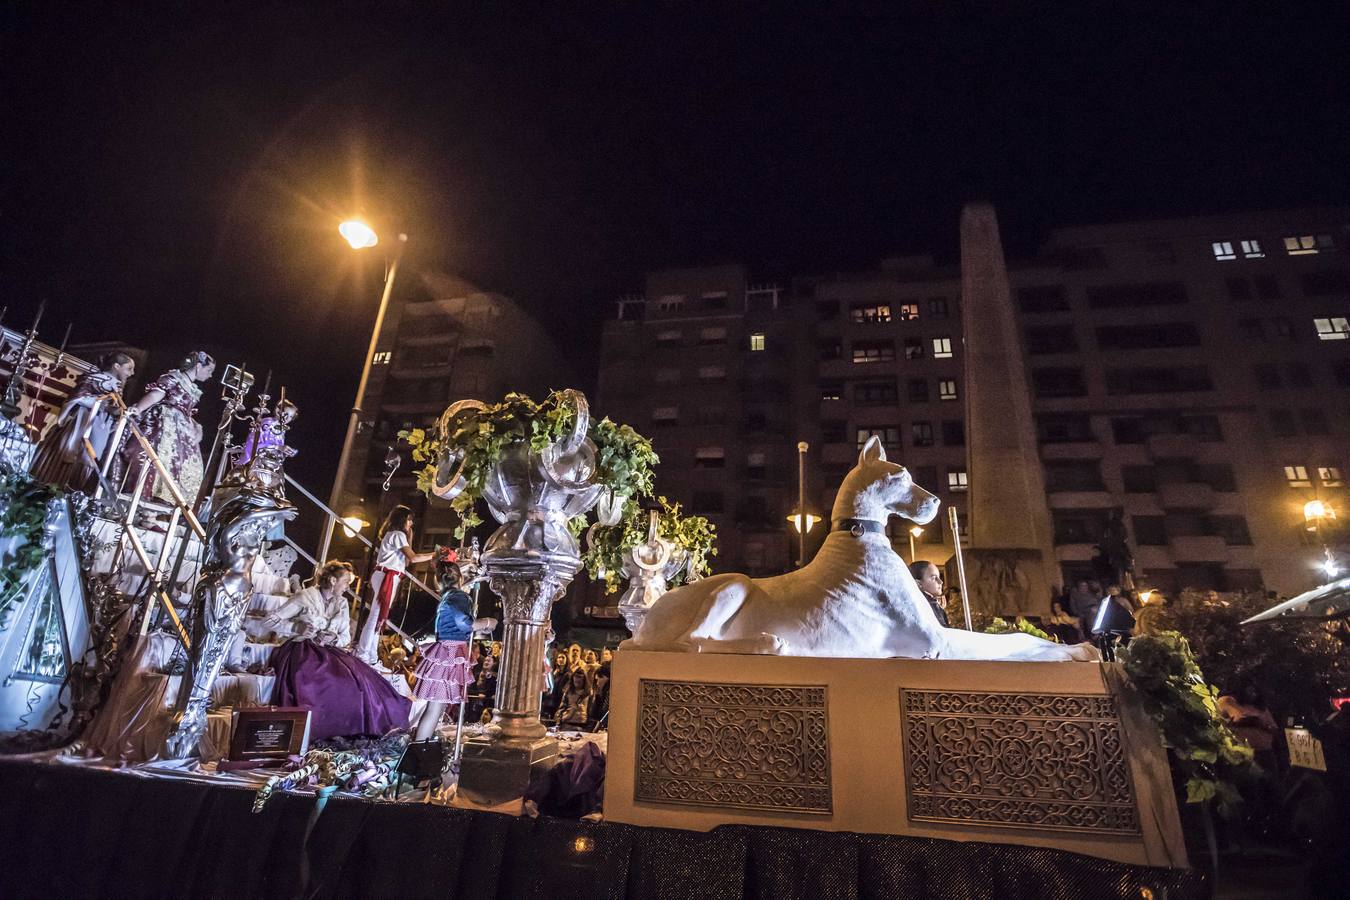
[605,649,1187,868]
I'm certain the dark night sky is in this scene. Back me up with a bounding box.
[3,2,1350,499]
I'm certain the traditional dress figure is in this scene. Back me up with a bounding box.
[410,551,496,741]
[30,351,135,492]
[355,505,432,663]
[124,350,215,503]
[268,560,413,742]
[263,559,354,646]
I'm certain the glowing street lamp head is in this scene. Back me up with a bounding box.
[787,512,819,534]
[339,220,379,250]
[1304,499,1328,521]
[340,515,369,538]
[909,525,924,537]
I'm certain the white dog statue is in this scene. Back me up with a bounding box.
[626,436,1097,662]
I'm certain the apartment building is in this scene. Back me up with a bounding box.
[1012,208,1350,597]
[337,271,572,552]
[597,265,807,577]
[598,206,1350,605]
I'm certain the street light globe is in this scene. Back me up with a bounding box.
[339,219,379,250]
[909,525,923,537]
[340,515,369,538]
[787,512,819,534]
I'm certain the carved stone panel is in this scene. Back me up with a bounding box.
[901,689,1139,834]
[635,679,831,814]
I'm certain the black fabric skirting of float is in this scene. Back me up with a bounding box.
[0,760,1209,900]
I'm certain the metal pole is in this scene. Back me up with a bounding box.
[948,507,973,630]
[908,530,917,563]
[796,441,808,567]
[320,234,407,564]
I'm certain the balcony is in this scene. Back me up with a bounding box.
[1167,535,1227,561]
[1158,482,1216,510]
[1146,432,1199,458]
[1047,491,1116,509]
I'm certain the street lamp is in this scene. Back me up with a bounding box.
[1303,500,1339,583]
[340,513,370,539]
[318,221,408,563]
[787,512,820,533]
[339,219,379,250]
[908,525,923,562]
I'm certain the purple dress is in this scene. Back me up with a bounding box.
[270,639,411,741]
[125,370,205,502]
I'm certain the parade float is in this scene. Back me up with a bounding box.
[0,358,1215,897]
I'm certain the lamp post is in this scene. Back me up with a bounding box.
[318,221,407,564]
[783,441,822,567]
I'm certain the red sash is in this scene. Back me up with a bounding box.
[373,566,401,626]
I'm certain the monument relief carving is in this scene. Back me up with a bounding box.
[901,688,1139,834]
[635,678,831,814]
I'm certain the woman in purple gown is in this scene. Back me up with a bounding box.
[123,350,214,503]
[269,561,411,741]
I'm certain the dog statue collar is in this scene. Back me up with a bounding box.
[833,517,885,537]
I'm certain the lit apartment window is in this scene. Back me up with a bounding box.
[932,337,954,358]
[697,365,727,381]
[1211,241,1236,261]
[947,469,969,491]
[857,425,901,449]
[938,379,958,401]
[655,368,680,384]
[651,406,679,425]
[655,329,682,345]
[852,341,895,364]
[1284,465,1311,488]
[1319,466,1345,487]
[699,326,728,344]
[1314,317,1350,340]
[911,421,934,447]
[1240,239,1264,258]
[820,384,843,401]
[749,332,766,351]
[372,351,392,365]
[658,294,686,312]
[850,303,892,324]
[898,303,920,321]
[693,447,726,468]
[1284,235,1333,256]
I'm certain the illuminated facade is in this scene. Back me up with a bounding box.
[599,207,1350,601]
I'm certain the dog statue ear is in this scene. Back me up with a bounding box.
[858,434,886,464]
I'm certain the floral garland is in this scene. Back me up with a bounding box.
[1117,631,1254,810]
[982,615,1056,642]
[0,468,60,627]
[400,391,659,540]
[583,496,717,593]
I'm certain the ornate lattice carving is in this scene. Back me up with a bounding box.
[635,679,831,814]
[901,689,1139,834]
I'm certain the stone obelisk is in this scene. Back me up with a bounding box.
[959,203,1059,615]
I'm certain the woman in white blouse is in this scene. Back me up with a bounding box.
[265,560,356,648]
[355,505,432,662]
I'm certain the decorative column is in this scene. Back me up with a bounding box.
[486,555,579,746]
